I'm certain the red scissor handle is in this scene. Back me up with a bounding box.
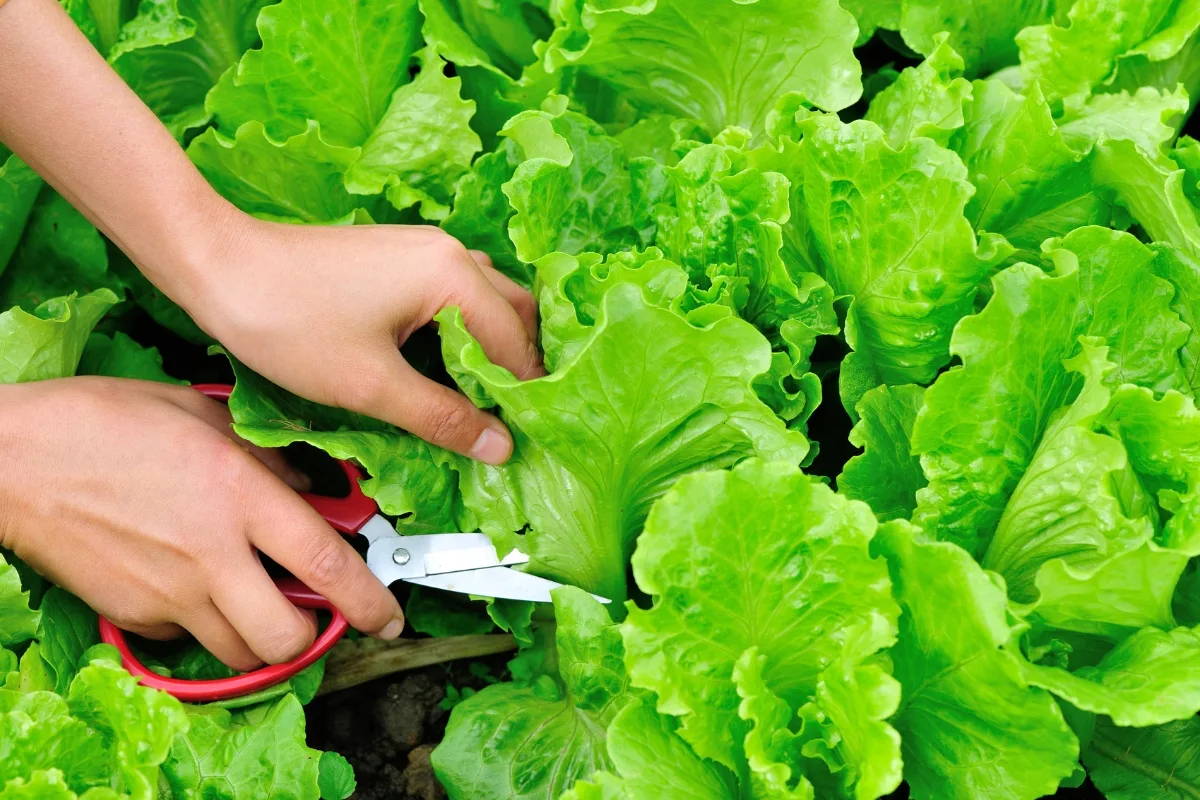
[97,382,379,703]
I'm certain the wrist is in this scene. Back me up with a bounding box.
[124,188,255,335]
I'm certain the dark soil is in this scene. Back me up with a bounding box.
[306,651,512,800]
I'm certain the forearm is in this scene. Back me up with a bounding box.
[0,0,239,306]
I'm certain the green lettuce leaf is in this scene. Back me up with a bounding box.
[622,458,901,795]
[0,687,110,799]
[0,191,118,314]
[531,248,699,371]
[340,45,482,219]
[436,279,809,602]
[841,0,900,46]
[317,752,356,800]
[1021,625,1200,726]
[104,0,194,64]
[838,384,926,522]
[1151,243,1200,393]
[906,221,1200,741]
[543,0,862,134]
[1015,383,1200,637]
[418,0,560,150]
[207,0,422,145]
[221,349,468,533]
[949,78,1185,264]
[204,0,480,218]
[1174,134,1200,204]
[733,648,809,799]
[441,146,528,284]
[500,100,654,264]
[35,589,98,696]
[66,659,189,799]
[0,553,39,648]
[432,587,639,800]
[0,769,120,800]
[77,332,186,384]
[1082,715,1200,798]
[980,341,1147,592]
[447,0,549,76]
[188,121,371,224]
[654,136,825,337]
[865,33,972,149]
[1056,85,1189,157]
[1092,137,1200,261]
[799,113,1010,389]
[162,694,330,799]
[560,700,741,800]
[0,155,41,274]
[0,290,119,384]
[952,79,1106,262]
[912,227,1189,558]
[897,0,1056,76]
[875,522,1080,799]
[61,0,262,138]
[112,0,272,138]
[1017,0,1200,104]
[405,586,498,638]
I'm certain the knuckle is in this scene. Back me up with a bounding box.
[106,597,176,632]
[423,400,478,448]
[105,606,155,630]
[302,536,353,590]
[254,619,314,664]
[203,437,257,497]
[63,378,126,418]
[434,239,474,270]
[513,291,536,318]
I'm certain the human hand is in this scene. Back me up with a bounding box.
[0,377,405,670]
[174,214,544,465]
[0,0,542,463]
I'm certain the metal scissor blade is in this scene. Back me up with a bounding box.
[364,525,610,604]
[406,566,611,604]
[366,530,526,583]
[424,543,527,575]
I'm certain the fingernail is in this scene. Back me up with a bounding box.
[379,616,404,640]
[469,425,512,465]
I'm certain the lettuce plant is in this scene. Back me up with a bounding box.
[6,1,1200,798]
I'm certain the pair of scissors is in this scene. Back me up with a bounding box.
[98,383,605,703]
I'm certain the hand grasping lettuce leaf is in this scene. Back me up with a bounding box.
[437,277,809,603]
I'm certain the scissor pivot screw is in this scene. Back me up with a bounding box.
[392,548,411,566]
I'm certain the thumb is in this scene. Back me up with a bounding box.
[351,350,514,464]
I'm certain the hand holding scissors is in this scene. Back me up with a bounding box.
[99,384,604,702]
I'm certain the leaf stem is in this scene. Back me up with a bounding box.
[316,634,517,696]
[1091,730,1200,799]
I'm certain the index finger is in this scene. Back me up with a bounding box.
[438,252,546,381]
[245,477,404,639]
